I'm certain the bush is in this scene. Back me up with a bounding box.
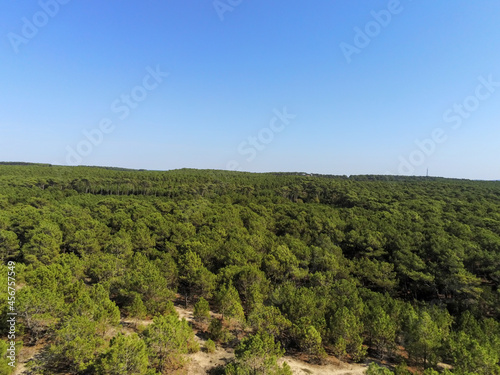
[366,362,394,375]
[194,297,211,323]
[143,314,198,373]
[225,332,291,375]
[96,333,149,375]
[0,340,14,375]
[205,339,216,353]
[208,318,233,344]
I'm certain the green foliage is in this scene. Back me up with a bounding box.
[226,332,291,375]
[127,292,148,319]
[233,265,270,313]
[353,257,398,291]
[208,318,233,344]
[215,283,245,323]
[365,305,397,360]
[0,340,14,375]
[17,283,67,343]
[21,221,62,265]
[179,250,216,303]
[49,315,105,373]
[273,283,326,336]
[449,331,499,375]
[329,306,366,362]
[0,230,19,262]
[68,229,102,257]
[248,304,291,340]
[422,370,440,375]
[447,313,500,374]
[120,252,176,315]
[393,362,412,375]
[1,166,500,373]
[143,314,198,373]
[106,229,134,257]
[205,339,216,353]
[97,333,149,375]
[91,284,120,322]
[404,308,452,369]
[293,323,326,360]
[366,362,394,375]
[263,244,303,282]
[194,297,211,323]
[68,283,120,336]
[131,221,156,251]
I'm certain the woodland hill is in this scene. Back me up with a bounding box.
[0,164,499,374]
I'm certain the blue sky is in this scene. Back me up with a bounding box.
[1,1,500,179]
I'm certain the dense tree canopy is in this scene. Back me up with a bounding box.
[0,164,500,374]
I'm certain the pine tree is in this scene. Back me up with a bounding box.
[143,314,198,373]
[227,332,291,375]
[194,297,211,323]
[97,333,149,375]
[215,282,245,324]
[179,250,216,305]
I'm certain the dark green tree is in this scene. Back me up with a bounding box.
[49,315,105,373]
[143,314,198,373]
[194,297,211,323]
[21,221,62,265]
[215,282,245,324]
[179,250,216,306]
[226,332,292,375]
[0,230,19,262]
[97,333,149,375]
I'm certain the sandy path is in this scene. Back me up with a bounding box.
[12,342,45,375]
[282,357,368,375]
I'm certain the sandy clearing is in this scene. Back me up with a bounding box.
[281,357,368,375]
[13,341,45,375]
[186,345,235,374]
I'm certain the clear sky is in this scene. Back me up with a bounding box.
[1,1,500,179]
